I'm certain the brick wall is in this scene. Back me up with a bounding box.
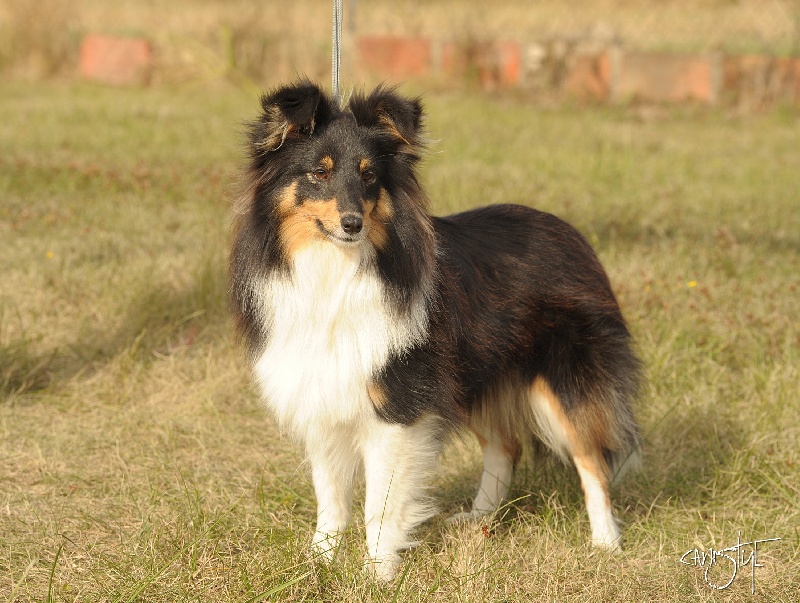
[76,31,800,107]
[356,35,800,106]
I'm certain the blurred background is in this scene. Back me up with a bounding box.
[2,0,800,107]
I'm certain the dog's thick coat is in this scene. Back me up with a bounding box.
[230,82,641,580]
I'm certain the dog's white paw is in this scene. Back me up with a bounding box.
[591,536,622,553]
[311,531,343,563]
[589,521,622,553]
[364,553,402,583]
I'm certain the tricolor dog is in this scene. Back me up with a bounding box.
[230,81,641,580]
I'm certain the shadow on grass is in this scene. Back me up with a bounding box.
[0,338,59,395]
[1,254,229,399]
[633,401,749,498]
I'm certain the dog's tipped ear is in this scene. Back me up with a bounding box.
[254,81,334,152]
[349,86,425,158]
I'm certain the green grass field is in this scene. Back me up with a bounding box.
[1,80,798,602]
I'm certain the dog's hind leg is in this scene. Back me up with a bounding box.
[571,449,620,549]
[307,427,360,562]
[529,377,622,550]
[360,415,443,582]
[449,419,520,522]
[450,380,522,522]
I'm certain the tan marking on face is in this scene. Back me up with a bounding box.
[359,158,372,172]
[276,182,298,215]
[366,381,388,410]
[320,155,334,171]
[277,183,342,256]
[305,198,341,231]
[277,183,318,257]
[365,188,394,250]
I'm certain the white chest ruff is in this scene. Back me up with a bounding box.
[252,244,427,438]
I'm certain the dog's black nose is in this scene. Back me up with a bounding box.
[340,213,363,235]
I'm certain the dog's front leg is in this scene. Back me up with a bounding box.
[307,431,359,563]
[361,416,442,581]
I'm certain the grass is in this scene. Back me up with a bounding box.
[1,79,799,601]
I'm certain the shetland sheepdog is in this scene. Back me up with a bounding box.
[230,81,641,581]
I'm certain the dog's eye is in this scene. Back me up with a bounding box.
[361,170,375,183]
[312,167,329,181]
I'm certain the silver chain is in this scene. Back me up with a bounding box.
[332,0,343,106]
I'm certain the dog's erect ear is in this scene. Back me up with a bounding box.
[255,81,334,152]
[349,86,425,159]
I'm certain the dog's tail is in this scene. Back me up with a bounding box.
[528,310,643,485]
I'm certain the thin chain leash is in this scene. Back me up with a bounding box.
[332,0,344,107]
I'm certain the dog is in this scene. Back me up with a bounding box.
[230,81,641,581]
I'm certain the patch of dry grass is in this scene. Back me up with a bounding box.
[1,80,799,601]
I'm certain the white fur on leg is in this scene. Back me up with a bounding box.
[249,242,431,570]
[307,428,360,563]
[360,415,442,581]
[449,434,514,522]
[574,460,621,550]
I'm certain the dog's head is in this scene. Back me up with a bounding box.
[244,81,428,256]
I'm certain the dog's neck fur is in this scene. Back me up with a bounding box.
[251,242,428,439]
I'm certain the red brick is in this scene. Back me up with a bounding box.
[80,35,152,85]
[562,51,612,101]
[616,52,716,103]
[357,36,431,79]
[475,41,521,90]
[496,41,521,87]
